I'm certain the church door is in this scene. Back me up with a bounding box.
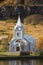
[16,43,20,51]
[16,47,20,51]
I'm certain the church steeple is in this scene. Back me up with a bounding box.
[14,13,23,30]
[14,13,24,40]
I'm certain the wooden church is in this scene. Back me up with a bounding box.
[9,14,36,53]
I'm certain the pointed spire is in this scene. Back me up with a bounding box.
[17,12,22,26]
[14,13,23,30]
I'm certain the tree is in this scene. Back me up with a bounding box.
[36,37,43,52]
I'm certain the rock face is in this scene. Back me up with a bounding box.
[0,0,43,26]
[0,0,43,20]
[0,5,43,20]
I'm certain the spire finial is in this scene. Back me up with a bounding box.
[18,12,20,17]
[18,12,20,15]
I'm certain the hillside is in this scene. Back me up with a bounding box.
[24,14,43,25]
[0,15,43,41]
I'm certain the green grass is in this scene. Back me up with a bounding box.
[0,52,20,57]
[0,52,40,57]
[30,52,40,56]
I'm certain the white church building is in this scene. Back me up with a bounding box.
[9,15,36,53]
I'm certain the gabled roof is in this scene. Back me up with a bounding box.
[14,15,23,30]
[24,35,36,45]
[10,34,36,45]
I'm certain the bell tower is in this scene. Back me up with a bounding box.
[14,14,24,40]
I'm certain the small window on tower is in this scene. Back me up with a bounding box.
[17,33,19,36]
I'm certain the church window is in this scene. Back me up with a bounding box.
[16,47,20,51]
[17,33,19,36]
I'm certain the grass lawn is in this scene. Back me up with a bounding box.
[0,52,40,57]
[30,52,40,56]
[0,52,20,57]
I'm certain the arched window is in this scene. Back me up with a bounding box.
[17,33,19,36]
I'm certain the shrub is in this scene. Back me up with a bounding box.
[20,51,30,56]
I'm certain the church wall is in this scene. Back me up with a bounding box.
[9,41,16,52]
[30,40,36,52]
[14,30,23,39]
[23,42,30,52]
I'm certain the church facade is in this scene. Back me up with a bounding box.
[9,15,36,53]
